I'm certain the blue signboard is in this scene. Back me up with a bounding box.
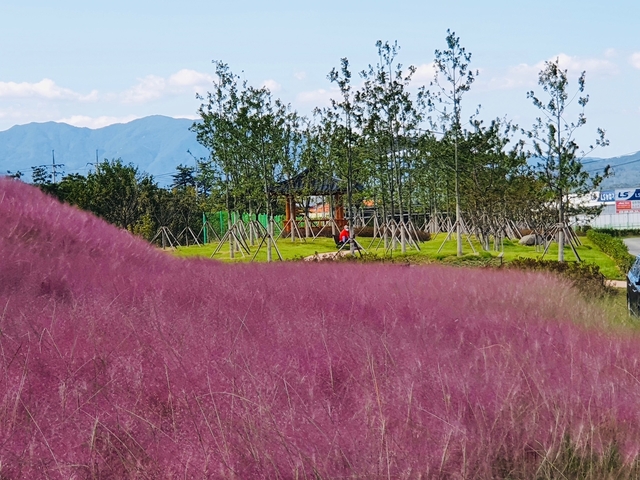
[615,188,640,201]
[599,190,615,202]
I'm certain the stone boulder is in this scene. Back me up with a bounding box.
[519,234,543,246]
[303,250,351,262]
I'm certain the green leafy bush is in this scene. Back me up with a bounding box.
[592,228,640,238]
[574,225,592,236]
[505,257,613,298]
[587,229,636,273]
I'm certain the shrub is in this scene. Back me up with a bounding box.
[593,228,640,238]
[587,229,636,273]
[575,225,592,236]
[3,178,640,478]
[506,257,613,298]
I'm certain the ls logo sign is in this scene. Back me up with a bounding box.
[615,188,640,201]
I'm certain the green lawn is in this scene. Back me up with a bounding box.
[173,237,340,262]
[416,234,621,279]
[173,233,623,279]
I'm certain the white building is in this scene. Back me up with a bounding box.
[572,189,640,229]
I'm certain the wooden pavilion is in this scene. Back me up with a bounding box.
[270,169,348,235]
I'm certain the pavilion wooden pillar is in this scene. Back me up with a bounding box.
[334,194,345,228]
[285,195,292,233]
[285,195,297,233]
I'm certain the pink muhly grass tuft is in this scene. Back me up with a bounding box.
[2,177,640,478]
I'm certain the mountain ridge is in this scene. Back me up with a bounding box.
[0,116,208,185]
[1,116,638,189]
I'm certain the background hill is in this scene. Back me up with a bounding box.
[580,151,640,189]
[1,116,639,188]
[0,116,208,185]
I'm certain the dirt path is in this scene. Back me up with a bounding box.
[606,280,626,289]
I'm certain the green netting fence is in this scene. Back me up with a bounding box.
[202,212,285,243]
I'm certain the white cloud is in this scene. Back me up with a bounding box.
[630,53,640,69]
[294,71,306,80]
[0,79,97,101]
[173,113,200,121]
[296,88,338,107]
[486,53,617,91]
[0,69,213,130]
[168,69,214,87]
[262,79,281,92]
[410,63,437,86]
[554,53,616,75]
[122,69,216,103]
[57,114,141,129]
[486,61,543,90]
[122,75,167,103]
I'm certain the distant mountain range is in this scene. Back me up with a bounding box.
[0,116,208,186]
[576,152,640,190]
[0,115,638,189]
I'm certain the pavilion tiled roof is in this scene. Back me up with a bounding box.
[270,169,346,195]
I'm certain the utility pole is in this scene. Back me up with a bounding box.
[50,150,64,183]
[187,149,199,200]
[52,150,57,183]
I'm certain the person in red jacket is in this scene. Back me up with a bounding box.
[338,225,350,246]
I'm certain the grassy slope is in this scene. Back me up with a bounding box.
[176,233,623,279]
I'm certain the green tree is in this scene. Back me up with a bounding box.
[194,159,216,198]
[85,159,152,231]
[237,84,292,259]
[193,61,304,259]
[54,173,89,207]
[457,118,528,248]
[526,58,608,261]
[328,57,361,255]
[427,30,477,257]
[359,40,423,252]
[31,165,52,185]
[172,164,196,190]
[192,61,241,243]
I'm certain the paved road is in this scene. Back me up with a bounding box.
[624,238,640,257]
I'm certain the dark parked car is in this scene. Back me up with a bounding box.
[628,255,640,316]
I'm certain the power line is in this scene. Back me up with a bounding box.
[586,156,640,173]
[33,150,65,183]
[582,149,640,165]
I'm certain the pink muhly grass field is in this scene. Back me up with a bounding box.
[2,177,640,478]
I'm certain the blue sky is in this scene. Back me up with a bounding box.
[1,0,639,157]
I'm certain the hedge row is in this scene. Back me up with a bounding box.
[506,257,613,298]
[587,229,636,273]
[587,227,640,238]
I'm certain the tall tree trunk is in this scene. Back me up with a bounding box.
[557,112,565,262]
